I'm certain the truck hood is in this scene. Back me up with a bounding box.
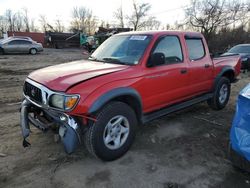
[28,60,129,91]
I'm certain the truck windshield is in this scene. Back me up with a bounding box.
[89,35,152,65]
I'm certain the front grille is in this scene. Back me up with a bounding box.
[24,81,42,103]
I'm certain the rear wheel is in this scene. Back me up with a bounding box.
[30,48,37,55]
[84,101,137,161]
[207,77,230,110]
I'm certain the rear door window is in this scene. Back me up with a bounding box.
[185,38,205,60]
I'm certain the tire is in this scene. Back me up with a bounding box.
[84,101,137,161]
[0,48,4,55]
[207,77,230,110]
[30,48,37,55]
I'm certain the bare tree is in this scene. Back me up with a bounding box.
[114,6,124,28]
[70,6,89,32]
[5,9,14,31]
[30,19,38,32]
[55,19,64,32]
[47,23,56,32]
[127,0,151,30]
[85,12,97,35]
[185,0,249,40]
[99,20,105,28]
[22,8,30,32]
[15,12,23,31]
[70,6,97,35]
[0,16,8,34]
[106,21,110,29]
[141,16,161,30]
[39,15,48,32]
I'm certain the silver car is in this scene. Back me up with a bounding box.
[0,38,43,55]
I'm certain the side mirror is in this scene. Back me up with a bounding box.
[147,52,165,67]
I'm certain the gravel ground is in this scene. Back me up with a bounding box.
[0,48,250,188]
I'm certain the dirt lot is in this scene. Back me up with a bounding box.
[0,49,250,188]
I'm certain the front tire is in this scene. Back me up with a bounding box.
[84,102,137,161]
[30,48,37,55]
[207,77,230,110]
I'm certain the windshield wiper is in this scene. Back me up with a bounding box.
[88,56,105,63]
[102,57,128,65]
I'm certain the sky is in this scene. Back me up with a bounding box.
[0,0,190,29]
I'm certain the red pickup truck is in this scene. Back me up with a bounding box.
[20,31,241,161]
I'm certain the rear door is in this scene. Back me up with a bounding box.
[184,36,214,95]
[139,35,189,112]
[4,40,18,53]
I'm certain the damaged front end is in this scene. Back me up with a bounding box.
[20,78,83,154]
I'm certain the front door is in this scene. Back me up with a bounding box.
[137,35,189,113]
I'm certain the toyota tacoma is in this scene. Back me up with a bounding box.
[20,31,241,161]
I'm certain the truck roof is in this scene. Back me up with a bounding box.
[116,30,203,37]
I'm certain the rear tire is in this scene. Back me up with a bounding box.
[207,77,230,110]
[84,101,137,161]
[30,48,37,55]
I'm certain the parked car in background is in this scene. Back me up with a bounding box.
[10,36,34,41]
[0,38,43,55]
[0,36,33,44]
[229,83,250,172]
[222,44,250,71]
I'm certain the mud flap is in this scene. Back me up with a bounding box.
[20,100,31,147]
[230,84,250,162]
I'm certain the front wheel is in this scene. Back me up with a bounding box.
[84,102,137,161]
[207,77,231,110]
[30,48,37,55]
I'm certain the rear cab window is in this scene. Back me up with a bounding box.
[185,37,206,61]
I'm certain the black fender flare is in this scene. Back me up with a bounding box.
[88,87,143,120]
[212,66,235,92]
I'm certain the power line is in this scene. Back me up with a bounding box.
[149,5,190,16]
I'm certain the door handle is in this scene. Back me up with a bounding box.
[180,69,188,74]
[205,64,210,68]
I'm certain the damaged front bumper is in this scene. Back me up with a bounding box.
[20,99,82,154]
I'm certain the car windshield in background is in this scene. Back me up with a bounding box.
[228,45,250,54]
[90,35,152,65]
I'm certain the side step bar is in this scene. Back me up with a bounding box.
[142,93,213,124]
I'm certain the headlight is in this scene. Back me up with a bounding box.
[65,95,79,110]
[241,84,250,99]
[50,94,79,111]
